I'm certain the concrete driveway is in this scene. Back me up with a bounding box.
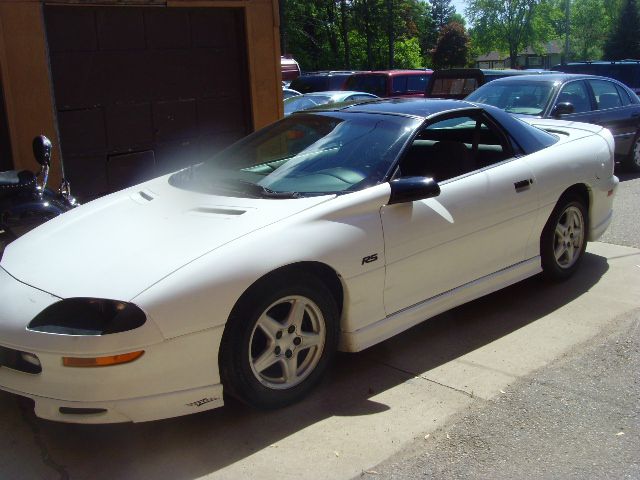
[1,241,639,480]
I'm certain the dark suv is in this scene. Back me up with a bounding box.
[344,70,433,97]
[289,71,358,94]
[552,61,640,95]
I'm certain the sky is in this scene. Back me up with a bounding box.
[451,0,469,23]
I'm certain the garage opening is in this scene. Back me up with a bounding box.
[44,5,252,200]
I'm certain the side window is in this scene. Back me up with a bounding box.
[589,80,623,110]
[557,81,592,113]
[392,76,408,94]
[615,84,632,106]
[406,75,428,93]
[400,114,511,182]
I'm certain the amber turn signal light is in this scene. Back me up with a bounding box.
[62,351,144,367]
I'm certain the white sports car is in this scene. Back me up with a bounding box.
[0,99,618,424]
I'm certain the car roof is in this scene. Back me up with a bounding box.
[485,73,619,83]
[302,91,373,96]
[352,69,433,76]
[314,97,478,118]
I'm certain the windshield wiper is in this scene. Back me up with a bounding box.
[212,179,302,199]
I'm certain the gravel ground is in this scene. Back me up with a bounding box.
[359,310,640,480]
[599,172,640,249]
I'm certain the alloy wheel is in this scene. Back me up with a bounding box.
[249,295,326,390]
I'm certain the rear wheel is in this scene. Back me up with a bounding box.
[626,133,640,173]
[220,273,339,409]
[540,194,588,281]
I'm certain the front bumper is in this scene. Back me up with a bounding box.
[3,383,224,424]
[0,267,226,423]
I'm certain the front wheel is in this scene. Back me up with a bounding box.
[219,273,339,409]
[540,194,588,281]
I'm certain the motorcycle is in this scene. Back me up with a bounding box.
[0,135,78,255]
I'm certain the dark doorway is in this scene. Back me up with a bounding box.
[44,6,251,200]
[0,79,12,171]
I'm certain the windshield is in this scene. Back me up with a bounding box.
[466,81,555,116]
[170,112,420,198]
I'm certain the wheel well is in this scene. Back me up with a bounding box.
[231,262,344,321]
[560,183,590,212]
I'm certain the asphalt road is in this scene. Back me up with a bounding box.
[361,310,640,480]
[599,171,640,249]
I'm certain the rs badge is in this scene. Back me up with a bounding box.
[362,254,378,265]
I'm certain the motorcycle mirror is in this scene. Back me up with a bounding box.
[32,135,52,167]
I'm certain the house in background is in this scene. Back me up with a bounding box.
[0,0,283,201]
[476,41,563,71]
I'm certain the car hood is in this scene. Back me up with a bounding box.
[1,176,333,300]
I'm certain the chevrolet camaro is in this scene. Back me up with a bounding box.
[0,99,618,423]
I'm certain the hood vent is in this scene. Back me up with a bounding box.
[131,190,156,204]
[191,207,246,217]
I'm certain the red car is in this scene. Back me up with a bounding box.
[344,70,432,97]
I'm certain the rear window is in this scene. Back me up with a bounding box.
[328,75,350,90]
[392,75,429,94]
[345,75,388,97]
[289,76,329,94]
[431,77,478,96]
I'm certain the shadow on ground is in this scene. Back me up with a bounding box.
[3,252,609,479]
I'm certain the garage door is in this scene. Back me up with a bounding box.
[44,6,251,200]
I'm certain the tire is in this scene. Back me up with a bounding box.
[540,193,588,281]
[219,272,339,409]
[625,133,640,173]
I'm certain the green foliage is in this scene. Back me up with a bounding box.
[466,0,543,67]
[430,0,456,28]
[395,37,425,68]
[281,0,444,71]
[570,0,611,60]
[432,22,470,68]
[604,0,640,59]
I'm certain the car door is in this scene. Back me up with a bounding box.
[551,80,595,122]
[381,110,539,315]
[584,79,638,156]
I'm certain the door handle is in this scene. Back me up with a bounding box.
[514,179,533,192]
[631,112,640,118]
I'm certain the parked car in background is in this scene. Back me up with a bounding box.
[552,61,640,95]
[284,91,378,115]
[465,73,640,172]
[425,68,555,99]
[344,70,432,98]
[281,56,301,87]
[282,88,301,100]
[289,71,357,94]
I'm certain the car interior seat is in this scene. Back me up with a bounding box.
[401,140,474,182]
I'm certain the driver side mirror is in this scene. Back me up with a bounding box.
[551,102,575,118]
[388,177,440,205]
[32,135,52,167]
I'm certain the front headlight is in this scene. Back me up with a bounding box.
[28,298,146,335]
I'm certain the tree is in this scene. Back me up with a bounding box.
[467,0,543,68]
[430,0,456,28]
[432,21,470,68]
[570,0,610,60]
[604,0,640,59]
[395,37,424,68]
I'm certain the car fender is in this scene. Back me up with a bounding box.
[133,183,393,340]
